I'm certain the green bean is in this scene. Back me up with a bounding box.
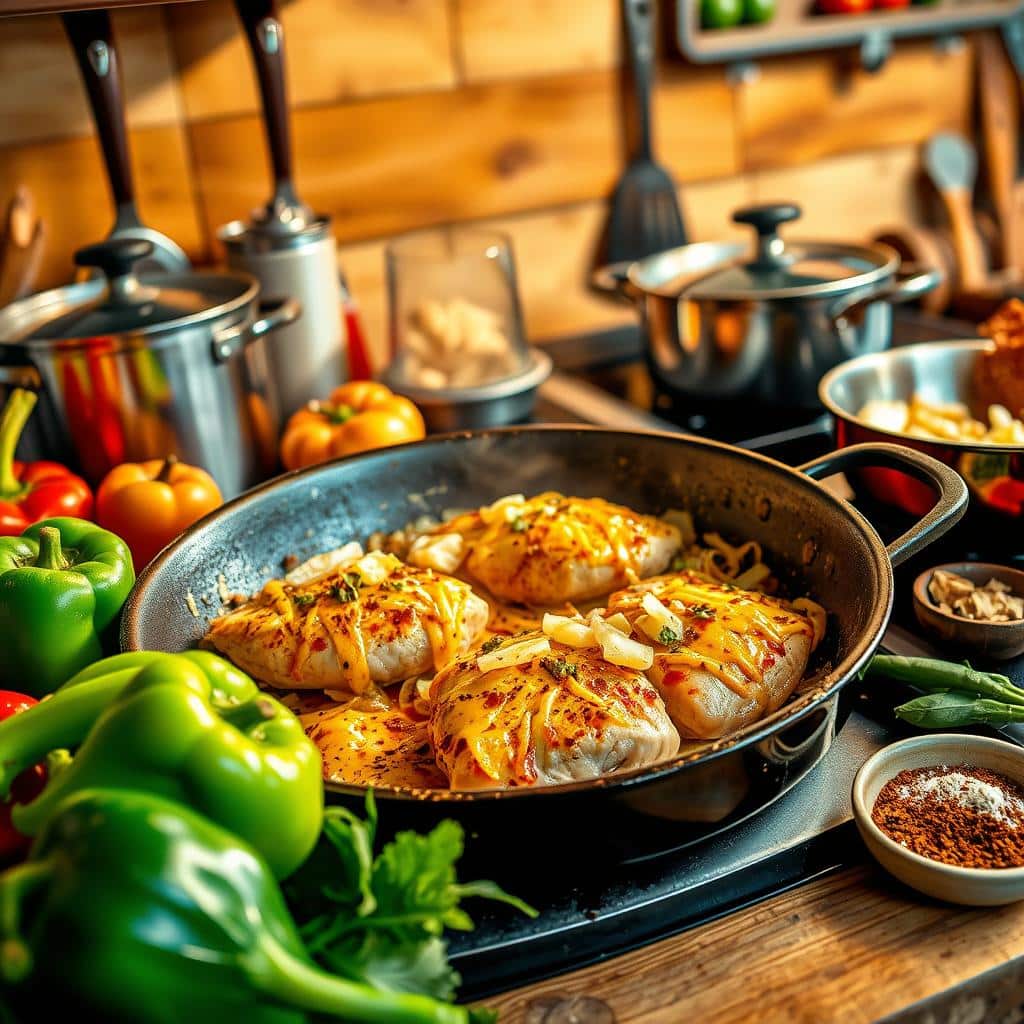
[896,692,1024,729]
[865,654,1024,707]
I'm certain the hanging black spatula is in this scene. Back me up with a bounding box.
[605,0,688,265]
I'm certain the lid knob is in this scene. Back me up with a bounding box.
[74,238,155,281]
[732,203,801,270]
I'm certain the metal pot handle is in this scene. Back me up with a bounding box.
[590,262,639,303]
[799,442,967,567]
[829,263,942,325]
[0,365,42,389]
[211,297,301,363]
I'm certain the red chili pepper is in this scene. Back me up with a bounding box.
[0,691,47,861]
[0,389,93,536]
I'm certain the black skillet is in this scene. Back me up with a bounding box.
[122,428,966,859]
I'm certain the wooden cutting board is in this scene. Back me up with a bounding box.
[490,865,1024,1023]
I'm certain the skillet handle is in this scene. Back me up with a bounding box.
[799,443,968,567]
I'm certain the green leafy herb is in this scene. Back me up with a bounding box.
[657,625,679,646]
[331,571,363,604]
[669,555,686,573]
[384,579,407,592]
[285,792,536,1004]
[293,592,317,608]
[689,603,715,620]
[540,657,578,681]
[479,636,504,655]
[510,516,529,533]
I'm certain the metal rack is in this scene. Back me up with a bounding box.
[678,0,1024,73]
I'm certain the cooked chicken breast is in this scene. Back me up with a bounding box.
[409,492,680,607]
[205,551,488,693]
[606,571,819,740]
[429,633,680,789]
[300,697,445,790]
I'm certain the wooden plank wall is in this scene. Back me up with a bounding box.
[0,1,974,364]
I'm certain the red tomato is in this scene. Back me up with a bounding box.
[873,0,910,7]
[817,0,872,12]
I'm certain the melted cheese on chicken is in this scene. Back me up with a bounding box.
[429,633,680,789]
[300,697,446,790]
[606,571,819,739]
[420,493,680,606]
[205,554,488,693]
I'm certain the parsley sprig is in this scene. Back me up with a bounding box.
[284,793,535,1011]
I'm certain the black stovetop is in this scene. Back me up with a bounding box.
[443,313,1024,999]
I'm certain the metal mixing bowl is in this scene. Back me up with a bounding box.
[819,339,1024,522]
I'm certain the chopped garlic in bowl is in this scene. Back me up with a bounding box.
[399,297,526,389]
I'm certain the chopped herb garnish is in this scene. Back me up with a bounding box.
[480,636,504,654]
[510,516,529,533]
[657,625,679,646]
[292,593,316,608]
[330,571,363,604]
[541,657,578,680]
[668,626,699,652]
[384,579,406,591]
[690,603,715,620]
[669,555,686,573]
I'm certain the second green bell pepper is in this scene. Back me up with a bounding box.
[0,651,323,878]
[0,517,134,695]
[0,788,475,1024]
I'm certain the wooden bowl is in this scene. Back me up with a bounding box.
[853,734,1024,906]
[912,562,1024,661]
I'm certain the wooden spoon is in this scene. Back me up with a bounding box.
[923,133,988,293]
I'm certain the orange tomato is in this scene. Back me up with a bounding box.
[280,382,425,471]
[95,455,223,570]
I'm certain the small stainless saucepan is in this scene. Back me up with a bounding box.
[594,203,941,410]
[0,238,300,498]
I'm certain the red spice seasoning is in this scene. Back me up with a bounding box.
[872,764,1024,869]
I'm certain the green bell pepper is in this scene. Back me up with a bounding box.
[0,517,134,696]
[0,788,475,1024]
[0,651,323,879]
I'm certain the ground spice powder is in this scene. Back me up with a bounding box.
[872,764,1024,869]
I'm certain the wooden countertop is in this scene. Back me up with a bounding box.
[490,863,1024,1024]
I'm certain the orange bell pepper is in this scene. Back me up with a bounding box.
[279,381,425,471]
[95,455,223,570]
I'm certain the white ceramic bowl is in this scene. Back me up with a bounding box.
[852,734,1024,906]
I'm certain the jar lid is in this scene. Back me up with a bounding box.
[675,204,896,302]
[17,239,254,341]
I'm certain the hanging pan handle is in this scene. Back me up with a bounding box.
[61,11,135,218]
[799,443,967,567]
[212,297,301,363]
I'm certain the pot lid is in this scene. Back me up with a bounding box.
[20,239,254,341]
[663,204,896,301]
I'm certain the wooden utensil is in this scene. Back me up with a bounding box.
[0,188,45,306]
[976,31,1019,272]
[604,0,687,264]
[923,133,988,294]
